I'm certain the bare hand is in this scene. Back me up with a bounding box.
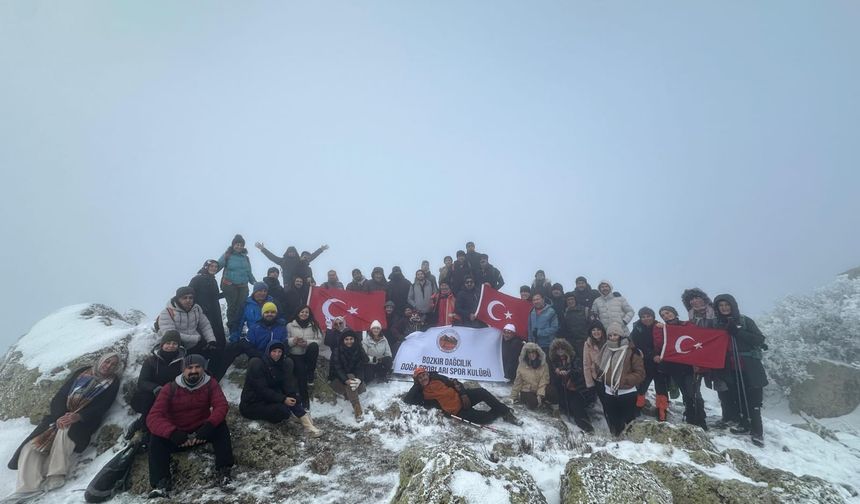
[653,356,662,363]
[297,338,308,347]
[470,314,476,321]
[285,397,297,406]
[656,322,664,328]
[321,244,329,250]
[56,412,81,429]
[255,242,264,250]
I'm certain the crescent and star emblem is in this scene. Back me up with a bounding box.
[675,335,704,354]
[487,300,505,321]
[322,298,346,319]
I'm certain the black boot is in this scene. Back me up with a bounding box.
[147,478,171,499]
[216,467,235,493]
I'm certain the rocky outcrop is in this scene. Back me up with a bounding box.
[625,421,723,466]
[788,360,860,418]
[723,448,846,503]
[393,444,546,504]
[561,451,672,504]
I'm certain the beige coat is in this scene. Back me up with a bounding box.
[511,343,550,399]
[287,321,324,356]
[582,336,605,388]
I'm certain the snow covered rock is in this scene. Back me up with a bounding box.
[561,451,672,504]
[786,360,860,418]
[392,444,546,504]
[0,304,141,422]
[625,421,724,467]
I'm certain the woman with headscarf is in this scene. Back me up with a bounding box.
[596,322,645,436]
[287,305,324,410]
[189,259,226,350]
[653,306,707,429]
[6,353,121,501]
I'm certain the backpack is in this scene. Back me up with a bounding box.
[152,306,175,333]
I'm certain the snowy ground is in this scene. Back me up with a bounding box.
[2,304,859,503]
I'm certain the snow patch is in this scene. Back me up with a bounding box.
[449,469,512,503]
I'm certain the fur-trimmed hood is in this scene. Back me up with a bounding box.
[681,288,712,311]
[548,338,575,362]
[518,342,547,365]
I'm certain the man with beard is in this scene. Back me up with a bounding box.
[386,266,412,314]
[572,276,600,309]
[283,276,307,322]
[346,268,367,291]
[430,282,458,327]
[454,276,483,328]
[450,251,472,294]
[365,267,388,292]
[475,254,505,290]
[321,270,344,290]
[146,355,234,498]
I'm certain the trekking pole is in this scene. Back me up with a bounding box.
[448,414,501,433]
[731,335,751,427]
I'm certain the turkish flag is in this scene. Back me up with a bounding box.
[308,286,387,331]
[655,323,729,369]
[475,285,531,340]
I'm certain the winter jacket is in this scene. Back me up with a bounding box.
[259,245,324,287]
[230,295,275,341]
[528,305,559,349]
[548,339,587,391]
[246,318,288,354]
[322,281,344,289]
[329,341,368,383]
[287,320,324,356]
[365,277,388,293]
[346,279,366,291]
[476,265,505,290]
[158,299,215,348]
[240,349,297,408]
[424,271,439,292]
[511,343,550,399]
[387,271,413,313]
[449,262,472,295]
[218,248,255,286]
[403,372,465,414]
[682,288,717,328]
[591,282,634,335]
[137,345,186,395]
[465,250,482,277]
[582,336,605,388]
[454,287,481,327]
[502,337,525,381]
[262,276,289,315]
[598,340,646,395]
[189,272,223,324]
[714,294,769,389]
[362,335,392,361]
[283,287,306,322]
[408,280,437,314]
[431,292,458,326]
[572,286,600,309]
[629,320,658,363]
[438,266,452,289]
[562,306,590,344]
[8,367,120,469]
[147,375,228,438]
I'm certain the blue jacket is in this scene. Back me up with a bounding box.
[218,249,256,286]
[231,295,274,341]
[528,305,559,349]
[246,319,288,354]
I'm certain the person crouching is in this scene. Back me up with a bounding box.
[328,331,368,420]
[511,343,549,410]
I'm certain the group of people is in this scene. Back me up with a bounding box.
[3,235,768,502]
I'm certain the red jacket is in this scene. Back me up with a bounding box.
[146,377,228,438]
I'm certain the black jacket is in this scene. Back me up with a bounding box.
[189,271,225,344]
[137,345,186,395]
[502,337,524,381]
[450,262,472,295]
[262,276,289,315]
[714,294,768,389]
[240,353,297,407]
[548,339,587,391]
[386,272,412,314]
[562,306,590,344]
[9,367,120,469]
[283,287,306,322]
[573,287,600,309]
[329,342,368,383]
[454,288,481,327]
[476,265,505,290]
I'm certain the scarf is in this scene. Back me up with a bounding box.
[32,353,119,453]
[597,338,630,392]
[295,317,311,329]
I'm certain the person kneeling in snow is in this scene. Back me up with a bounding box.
[404,368,522,426]
[240,341,322,438]
[328,330,368,420]
[145,355,234,499]
[511,343,549,410]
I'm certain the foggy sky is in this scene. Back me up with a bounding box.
[2,1,859,351]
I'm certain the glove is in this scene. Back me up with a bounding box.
[370,356,377,364]
[460,394,472,410]
[153,386,162,396]
[169,430,189,446]
[194,422,215,440]
[204,341,218,352]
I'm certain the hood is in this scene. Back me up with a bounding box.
[681,288,712,311]
[264,341,287,366]
[151,344,187,364]
[388,270,405,282]
[598,280,613,297]
[168,297,195,312]
[174,372,211,392]
[518,342,546,364]
[713,294,740,320]
[548,338,575,361]
[245,294,274,306]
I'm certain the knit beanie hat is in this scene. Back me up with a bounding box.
[606,322,625,336]
[175,286,194,298]
[267,267,280,275]
[267,341,286,353]
[638,307,656,318]
[503,323,516,333]
[252,282,268,293]
[372,266,384,276]
[262,302,278,314]
[161,330,181,346]
[575,276,587,283]
[413,366,428,378]
[552,283,564,293]
[183,354,207,369]
[232,234,245,245]
[370,320,383,330]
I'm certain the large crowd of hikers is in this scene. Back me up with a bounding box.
[3,235,768,502]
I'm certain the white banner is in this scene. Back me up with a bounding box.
[393,325,505,382]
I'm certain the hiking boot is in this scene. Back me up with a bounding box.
[124,416,145,441]
[215,467,235,493]
[730,425,751,435]
[353,402,363,421]
[502,410,523,426]
[147,478,171,499]
[635,394,646,409]
[751,434,765,448]
[300,413,323,438]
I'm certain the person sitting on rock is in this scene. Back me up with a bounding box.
[230,282,274,341]
[126,330,185,441]
[324,316,354,349]
[511,343,550,410]
[404,368,522,426]
[145,354,234,498]
[6,353,121,503]
[548,339,594,433]
[240,341,322,438]
[597,322,645,437]
[246,302,287,355]
[362,320,393,383]
[157,286,217,361]
[288,305,324,410]
[328,330,368,420]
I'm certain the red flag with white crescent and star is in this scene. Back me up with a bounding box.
[475,285,531,340]
[655,323,729,369]
[308,286,387,331]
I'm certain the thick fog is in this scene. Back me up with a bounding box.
[1,2,858,351]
